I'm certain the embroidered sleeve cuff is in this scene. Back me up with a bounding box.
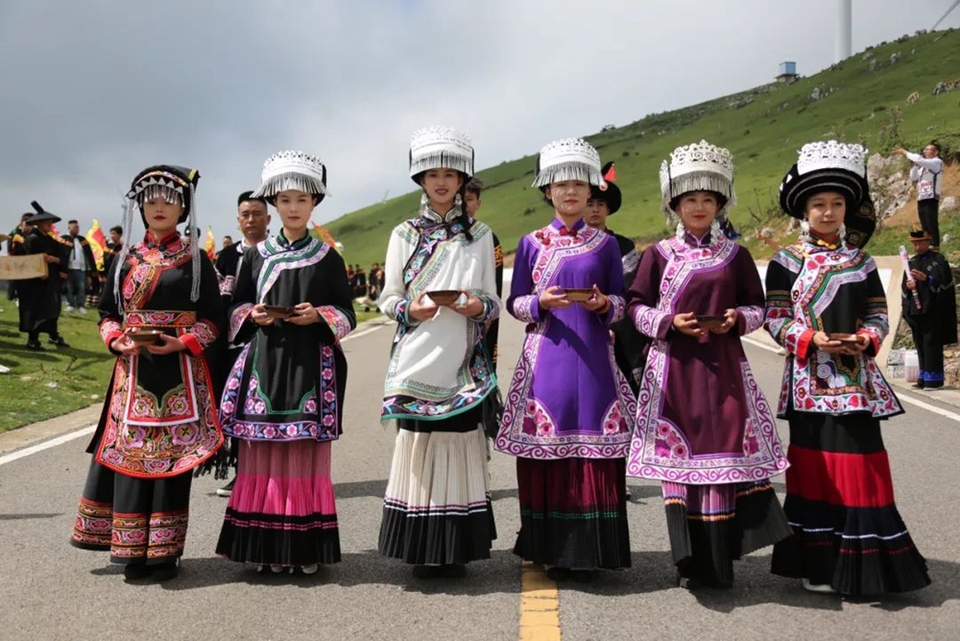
[510,295,540,323]
[796,329,815,359]
[219,274,236,297]
[631,305,671,340]
[228,303,255,343]
[183,319,218,353]
[180,333,203,356]
[317,305,354,340]
[473,294,501,323]
[100,318,122,348]
[857,329,881,356]
[103,330,123,354]
[736,305,765,335]
[603,295,625,324]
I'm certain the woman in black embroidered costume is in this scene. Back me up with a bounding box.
[216,151,354,575]
[70,165,223,582]
[765,141,930,595]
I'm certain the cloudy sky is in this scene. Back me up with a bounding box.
[2,0,958,245]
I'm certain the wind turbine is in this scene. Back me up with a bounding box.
[932,0,960,30]
[836,0,852,63]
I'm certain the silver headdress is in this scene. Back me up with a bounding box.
[532,138,605,190]
[252,151,330,203]
[659,140,736,219]
[409,126,475,181]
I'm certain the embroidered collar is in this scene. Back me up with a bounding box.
[142,230,183,253]
[807,230,842,251]
[419,203,462,225]
[275,230,313,250]
[679,228,721,249]
[550,216,585,234]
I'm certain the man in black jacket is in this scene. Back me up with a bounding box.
[20,202,69,349]
[903,228,957,390]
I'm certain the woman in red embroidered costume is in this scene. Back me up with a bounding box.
[765,141,930,595]
[216,151,355,575]
[70,165,223,581]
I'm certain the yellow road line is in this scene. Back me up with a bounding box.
[519,562,561,641]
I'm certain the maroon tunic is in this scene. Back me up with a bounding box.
[626,231,787,484]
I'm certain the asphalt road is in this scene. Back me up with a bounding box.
[1,315,959,641]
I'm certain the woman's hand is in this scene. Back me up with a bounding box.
[450,291,485,318]
[539,286,571,310]
[287,302,321,326]
[409,292,439,322]
[145,334,186,355]
[111,335,141,356]
[812,331,846,354]
[579,285,608,313]
[672,312,703,337]
[709,309,739,335]
[251,303,275,326]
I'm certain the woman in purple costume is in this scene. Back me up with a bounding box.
[496,138,636,582]
[627,141,790,589]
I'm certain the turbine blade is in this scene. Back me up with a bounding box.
[933,0,960,30]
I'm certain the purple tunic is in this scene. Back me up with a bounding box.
[626,232,788,484]
[495,217,636,460]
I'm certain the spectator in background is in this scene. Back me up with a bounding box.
[353,263,367,299]
[464,178,503,373]
[368,262,383,299]
[20,202,69,349]
[212,190,271,498]
[61,219,96,314]
[6,213,33,304]
[895,142,944,249]
[102,225,123,277]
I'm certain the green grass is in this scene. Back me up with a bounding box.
[0,299,383,433]
[328,30,960,266]
[0,302,111,433]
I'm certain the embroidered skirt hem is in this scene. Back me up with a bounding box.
[378,419,495,565]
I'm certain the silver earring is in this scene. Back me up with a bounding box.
[454,193,463,207]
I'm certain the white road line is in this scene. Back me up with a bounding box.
[0,425,95,467]
[343,322,387,343]
[742,336,960,423]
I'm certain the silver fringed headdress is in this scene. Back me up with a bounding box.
[409,126,475,183]
[659,140,736,219]
[532,138,605,191]
[252,151,330,204]
[114,165,202,308]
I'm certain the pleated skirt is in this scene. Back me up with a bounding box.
[771,411,930,595]
[216,439,340,567]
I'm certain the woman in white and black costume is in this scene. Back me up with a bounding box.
[378,127,500,578]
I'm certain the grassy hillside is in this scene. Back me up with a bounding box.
[329,29,960,266]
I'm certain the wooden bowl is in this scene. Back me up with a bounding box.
[561,288,594,302]
[263,305,295,319]
[696,315,726,330]
[427,290,462,306]
[827,332,860,344]
[126,329,164,345]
